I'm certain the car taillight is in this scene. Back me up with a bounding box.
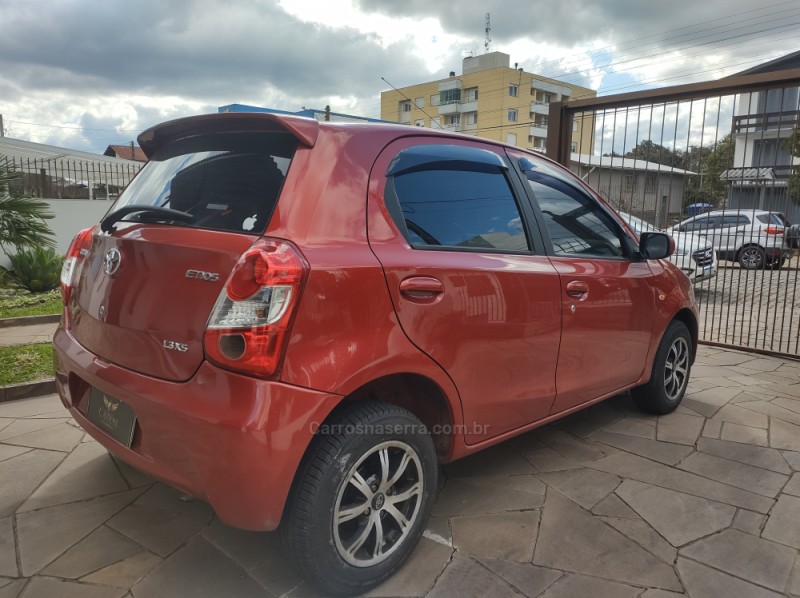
[764,226,783,235]
[60,226,95,305]
[204,238,307,378]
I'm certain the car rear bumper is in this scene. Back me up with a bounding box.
[52,325,341,531]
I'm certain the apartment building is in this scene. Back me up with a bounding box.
[380,51,596,153]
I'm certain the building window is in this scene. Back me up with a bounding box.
[572,121,578,132]
[465,112,477,125]
[400,100,411,112]
[623,174,636,193]
[536,115,548,127]
[509,84,518,97]
[571,142,577,153]
[440,88,461,105]
[506,133,517,146]
[644,174,657,194]
[430,94,440,107]
[508,109,517,122]
[464,87,479,102]
[415,97,424,108]
[415,119,425,127]
[446,114,460,126]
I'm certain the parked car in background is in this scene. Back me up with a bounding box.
[53,112,698,596]
[618,211,717,284]
[668,209,798,270]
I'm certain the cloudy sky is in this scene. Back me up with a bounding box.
[0,0,797,154]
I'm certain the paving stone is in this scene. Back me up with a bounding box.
[615,479,734,546]
[712,404,769,428]
[0,419,13,434]
[42,525,141,579]
[0,449,64,518]
[0,395,62,418]
[702,351,758,366]
[452,511,538,562]
[2,422,83,453]
[246,533,303,596]
[0,444,31,464]
[676,558,782,598]
[678,451,788,498]
[721,422,769,446]
[16,490,140,576]
[444,445,537,478]
[522,447,581,472]
[18,577,126,598]
[132,537,264,598]
[133,483,213,519]
[680,529,796,592]
[743,401,800,426]
[591,493,639,519]
[534,429,611,463]
[600,418,656,439]
[533,491,681,591]
[590,451,774,513]
[427,553,518,598]
[19,441,129,512]
[732,509,766,535]
[81,552,162,589]
[433,478,545,517]
[0,579,26,598]
[789,556,800,596]
[600,517,677,563]
[201,519,272,571]
[0,519,15,578]
[539,573,640,598]
[467,474,547,496]
[364,537,452,597]
[107,504,212,557]
[0,418,67,442]
[771,418,800,452]
[110,457,155,489]
[701,418,722,439]
[656,412,704,446]
[697,437,791,474]
[552,402,623,439]
[640,591,685,598]
[477,558,562,598]
[783,473,800,497]
[783,451,800,471]
[774,397,800,415]
[762,494,800,550]
[590,431,694,466]
[536,468,620,510]
[682,386,742,417]
[424,516,452,545]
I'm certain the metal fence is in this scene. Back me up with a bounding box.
[547,68,800,357]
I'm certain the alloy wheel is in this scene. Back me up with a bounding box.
[333,441,423,567]
[664,336,689,401]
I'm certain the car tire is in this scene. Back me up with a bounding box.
[632,320,692,415]
[737,245,766,270]
[280,401,438,597]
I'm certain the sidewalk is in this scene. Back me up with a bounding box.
[0,323,58,348]
[0,346,799,597]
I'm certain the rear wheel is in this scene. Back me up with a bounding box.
[281,401,437,597]
[738,245,766,270]
[632,320,692,415]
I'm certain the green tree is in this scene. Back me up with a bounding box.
[696,134,734,207]
[0,159,55,252]
[783,128,800,204]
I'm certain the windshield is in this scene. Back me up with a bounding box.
[112,133,296,234]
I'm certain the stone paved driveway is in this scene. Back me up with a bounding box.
[1,346,799,597]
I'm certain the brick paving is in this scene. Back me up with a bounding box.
[0,346,799,597]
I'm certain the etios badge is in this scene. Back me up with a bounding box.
[103,248,122,276]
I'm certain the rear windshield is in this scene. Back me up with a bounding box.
[756,213,787,226]
[112,133,296,234]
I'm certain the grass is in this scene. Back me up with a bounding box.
[0,287,62,319]
[0,343,54,385]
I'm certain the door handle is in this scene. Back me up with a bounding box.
[399,276,444,302]
[566,280,589,299]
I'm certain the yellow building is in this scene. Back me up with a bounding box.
[380,51,596,154]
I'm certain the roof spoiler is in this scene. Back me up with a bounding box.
[138,112,319,157]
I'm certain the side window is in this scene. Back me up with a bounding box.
[387,157,530,252]
[519,160,623,257]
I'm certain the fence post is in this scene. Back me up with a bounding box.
[546,101,572,167]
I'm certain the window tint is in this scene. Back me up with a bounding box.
[520,160,623,257]
[389,167,529,252]
[757,213,786,225]
[113,133,295,234]
[720,214,749,228]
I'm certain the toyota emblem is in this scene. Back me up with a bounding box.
[103,248,122,276]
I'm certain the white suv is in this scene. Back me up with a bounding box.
[619,212,717,283]
[669,209,795,270]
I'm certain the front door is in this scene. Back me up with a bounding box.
[367,139,562,444]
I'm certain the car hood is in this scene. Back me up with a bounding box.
[669,230,712,252]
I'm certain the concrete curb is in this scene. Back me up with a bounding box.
[0,314,61,328]
[0,379,56,402]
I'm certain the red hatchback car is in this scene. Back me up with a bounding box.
[54,112,697,596]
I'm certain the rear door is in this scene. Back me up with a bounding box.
[69,131,297,381]
[511,153,656,414]
[367,139,562,444]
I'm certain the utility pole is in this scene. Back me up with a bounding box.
[324,105,331,122]
[0,114,5,137]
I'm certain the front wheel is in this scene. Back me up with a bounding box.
[281,401,438,597]
[632,320,692,414]
[738,245,766,270]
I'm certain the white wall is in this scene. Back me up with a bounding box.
[1,199,112,270]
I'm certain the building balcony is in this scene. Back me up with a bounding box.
[733,110,799,134]
[530,102,550,115]
[529,125,548,138]
[438,100,478,115]
[398,112,412,124]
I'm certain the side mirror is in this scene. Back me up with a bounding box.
[639,232,675,260]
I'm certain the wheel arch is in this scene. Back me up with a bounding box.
[672,307,698,362]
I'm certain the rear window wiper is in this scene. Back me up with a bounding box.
[100,205,194,233]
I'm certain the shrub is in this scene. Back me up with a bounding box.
[8,246,63,292]
[0,158,55,251]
